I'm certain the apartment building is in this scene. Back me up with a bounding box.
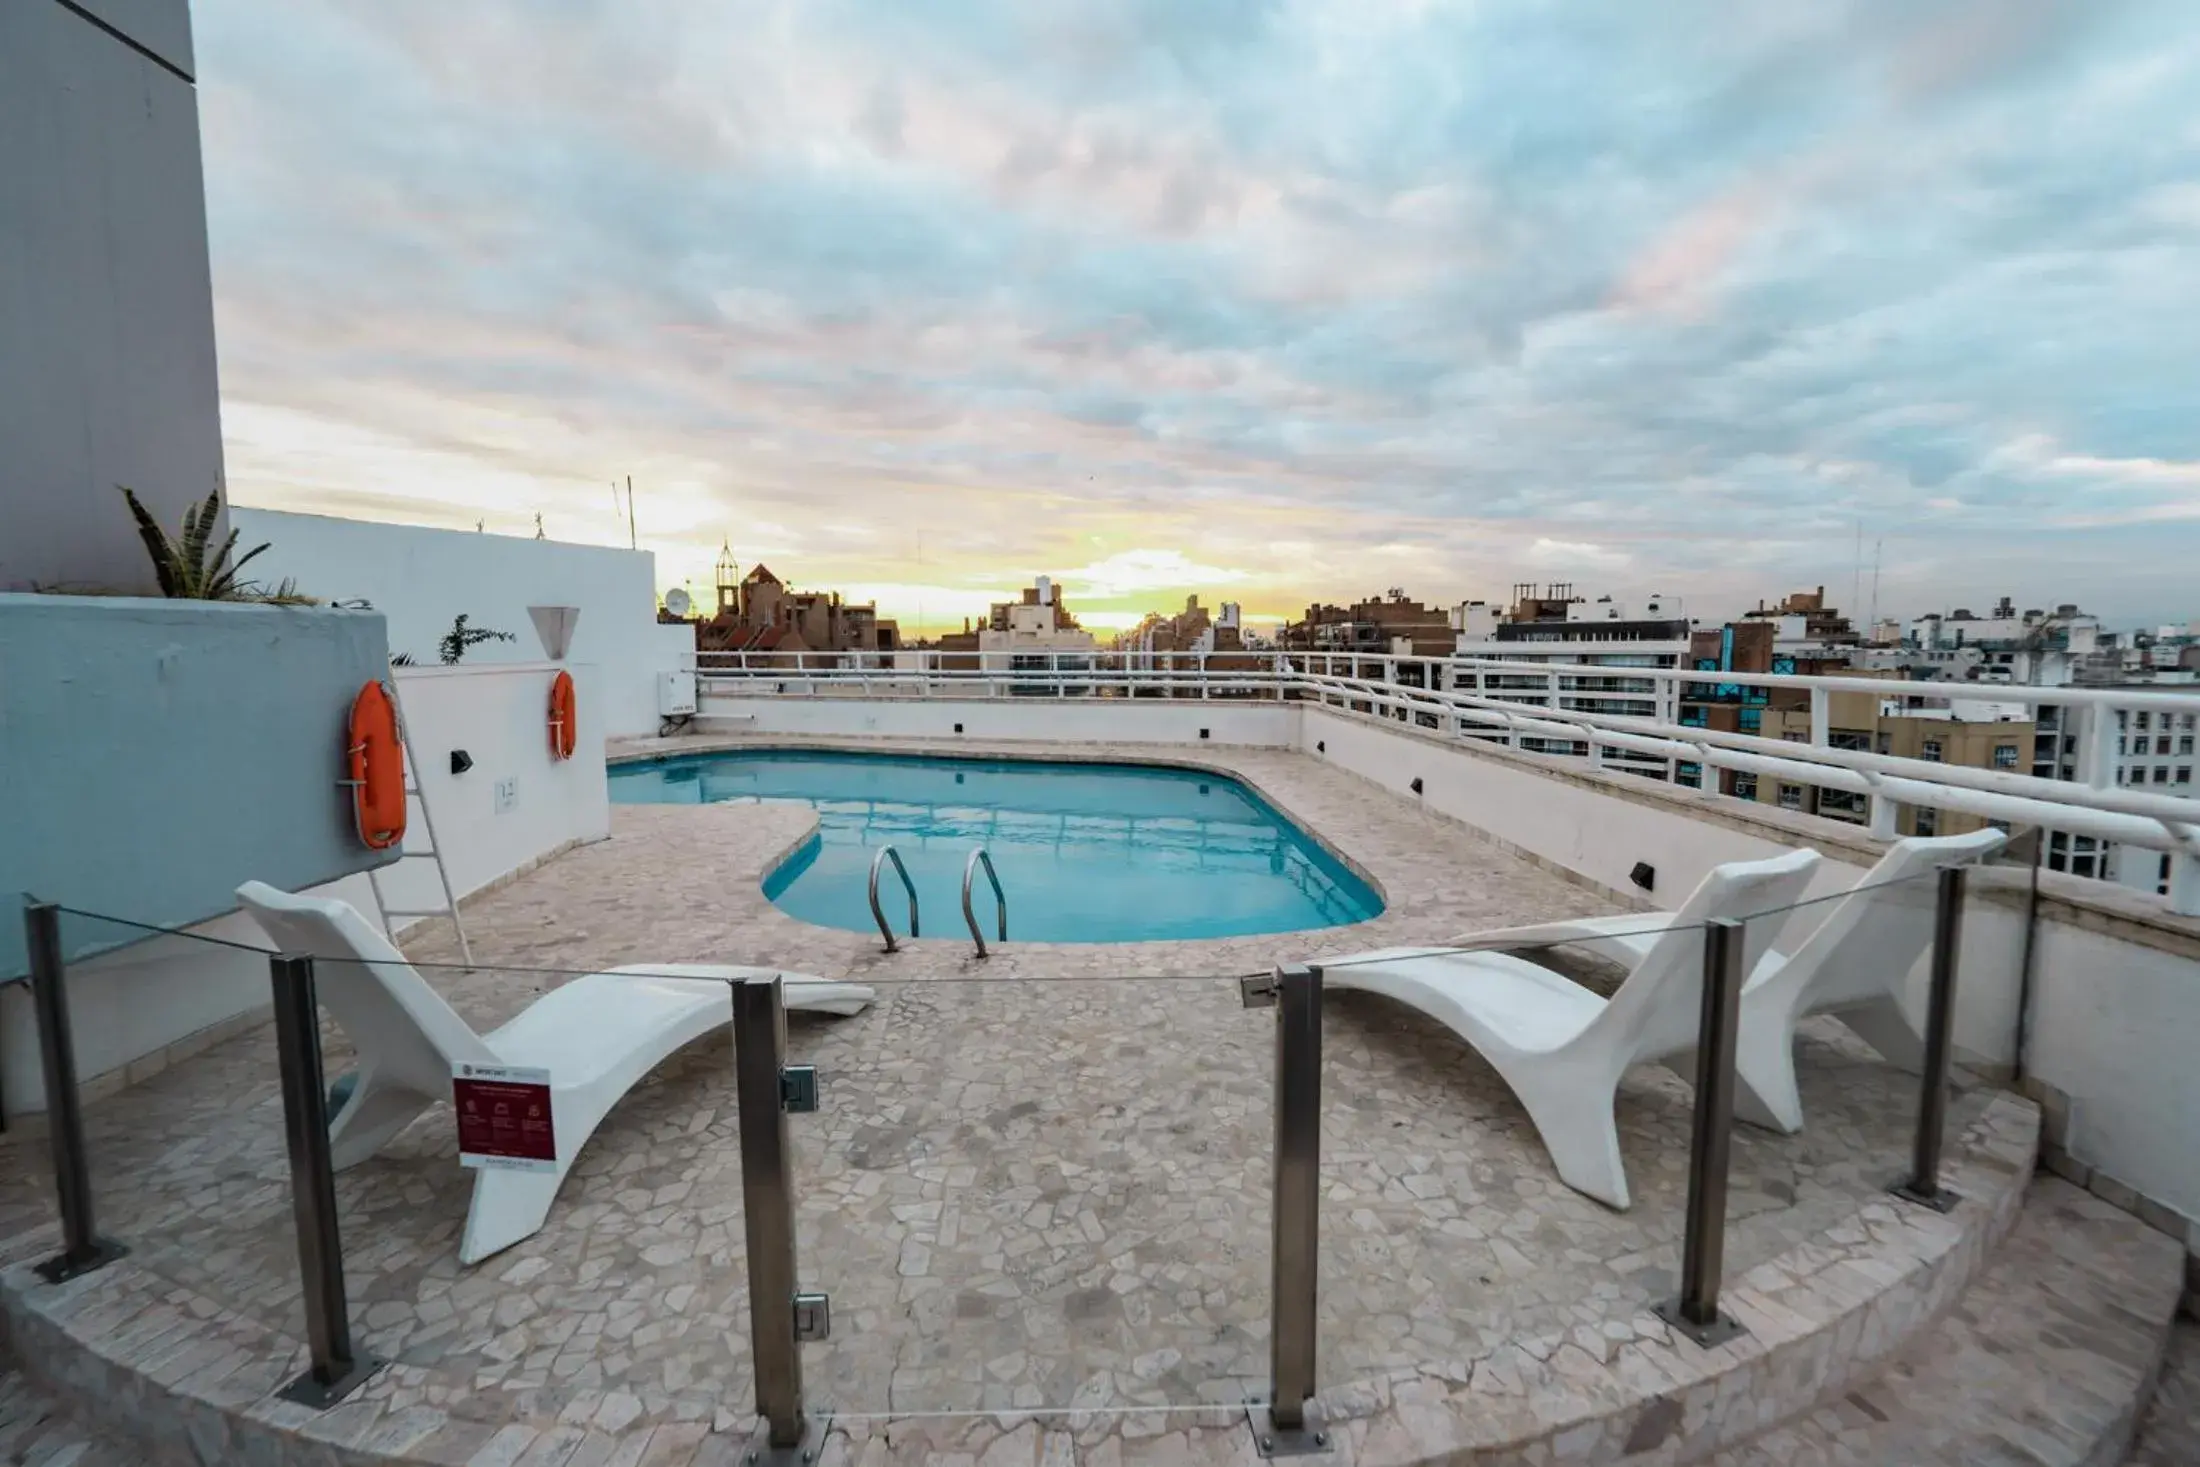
[1863,595,2197,895]
[689,545,901,655]
[1676,615,1857,792]
[1736,586,1865,658]
[1282,589,1455,656]
[1447,586,1692,775]
[1753,703,2035,836]
[1123,594,1244,655]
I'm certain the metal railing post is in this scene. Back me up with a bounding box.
[22,901,127,1283]
[734,976,827,1460]
[1249,963,1327,1456]
[1656,919,1748,1348]
[270,954,382,1405]
[1894,865,1966,1211]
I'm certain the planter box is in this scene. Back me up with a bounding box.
[0,593,397,980]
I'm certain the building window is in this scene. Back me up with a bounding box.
[2072,854,2097,878]
[1819,789,1866,817]
[2180,736,2195,755]
[1921,739,1944,763]
[1778,783,1803,809]
[1914,808,1938,836]
[2160,737,2175,756]
[1733,773,1758,800]
[2115,737,2127,755]
[1992,744,2018,768]
[2156,766,2172,784]
[2177,766,2192,785]
[2135,711,2151,731]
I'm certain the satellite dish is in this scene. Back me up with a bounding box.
[664,587,693,619]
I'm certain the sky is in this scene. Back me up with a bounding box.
[196,0,2200,634]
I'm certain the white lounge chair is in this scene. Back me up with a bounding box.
[1434,859,1818,981]
[236,881,874,1264]
[1731,828,2007,1134]
[1314,849,1821,1209]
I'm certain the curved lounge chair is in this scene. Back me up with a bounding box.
[1314,849,1820,1210]
[1434,857,1819,980]
[1732,828,2006,1134]
[237,881,874,1263]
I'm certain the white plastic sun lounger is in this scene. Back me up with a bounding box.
[1314,849,1820,1209]
[1435,860,1818,980]
[237,881,874,1263]
[1731,828,2007,1134]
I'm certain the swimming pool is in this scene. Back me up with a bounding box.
[609,750,1384,943]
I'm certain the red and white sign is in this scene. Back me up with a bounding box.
[452,1063,557,1173]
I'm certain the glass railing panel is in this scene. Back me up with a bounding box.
[800,972,1266,1421]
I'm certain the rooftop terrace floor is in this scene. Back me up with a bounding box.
[0,744,2015,1464]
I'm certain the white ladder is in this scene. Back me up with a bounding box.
[367,684,474,967]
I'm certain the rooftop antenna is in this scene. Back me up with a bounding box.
[1868,538,1883,630]
[534,512,545,540]
[625,475,637,550]
[1851,520,1863,617]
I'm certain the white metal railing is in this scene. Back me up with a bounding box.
[685,648,2200,913]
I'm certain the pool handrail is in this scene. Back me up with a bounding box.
[962,847,1008,958]
[868,846,919,952]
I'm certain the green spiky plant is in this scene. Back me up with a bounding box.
[437,613,515,665]
[119,484,288,600]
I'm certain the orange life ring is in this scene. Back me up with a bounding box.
[548,669,577,760]
[347,680,407,850]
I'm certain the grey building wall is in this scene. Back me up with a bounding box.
[0,0,227,594]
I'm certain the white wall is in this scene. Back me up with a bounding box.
[373,662,611,916]
[701,694,1296,748]
[232,508,685,737]
[2026,921,2200,1219]
[1,663,612,1117]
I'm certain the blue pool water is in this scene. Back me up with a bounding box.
[609,751,1383,943]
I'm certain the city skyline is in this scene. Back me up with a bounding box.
[199,0,2200,629]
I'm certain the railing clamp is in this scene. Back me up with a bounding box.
[779,1065,818,1114]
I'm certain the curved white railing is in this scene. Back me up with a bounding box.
[690,648,2200,913]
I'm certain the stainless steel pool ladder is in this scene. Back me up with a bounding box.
[868,846,919,952]
[963,847,1008,958]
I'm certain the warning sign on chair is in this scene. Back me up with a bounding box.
[452,1063,556,1173]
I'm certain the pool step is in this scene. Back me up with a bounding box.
[1710,1176,2184,1467]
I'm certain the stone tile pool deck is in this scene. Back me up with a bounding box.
[0,741,2029,1465]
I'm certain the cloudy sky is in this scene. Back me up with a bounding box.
[197,0,2200,632]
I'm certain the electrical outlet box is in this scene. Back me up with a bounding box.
[494,777,518,814]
